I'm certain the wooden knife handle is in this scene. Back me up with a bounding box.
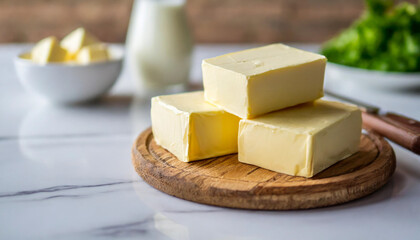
[362,112,420,154]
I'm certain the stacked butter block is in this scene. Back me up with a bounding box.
[151,91,240,162]
[202,44,325,118]
[151,43,362,178]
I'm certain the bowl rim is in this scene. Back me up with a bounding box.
[15,44,124,67]
[327,61,420,76]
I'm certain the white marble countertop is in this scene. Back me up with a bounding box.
[1,44,420,240]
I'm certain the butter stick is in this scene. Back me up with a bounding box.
[202,44,326,119]
[238,100,362,177]
[151,91,240,162]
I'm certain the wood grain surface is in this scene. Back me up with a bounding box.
[132,128,396,210]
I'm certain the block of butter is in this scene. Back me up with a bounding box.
[76,44,109,64]
[60,27,99,58]
[31,36,69,64]
[151,91,240,162]
[202,44,326,118]
[238,100,362,178]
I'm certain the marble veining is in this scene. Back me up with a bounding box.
[0,181,135,198]
[89,218,155,238]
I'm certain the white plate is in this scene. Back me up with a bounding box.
[325,62,420,91]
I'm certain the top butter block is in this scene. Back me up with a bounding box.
[202,44,327,118]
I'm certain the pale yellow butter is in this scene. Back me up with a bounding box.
[60,27,99,58]
[31,36,69,64]
[151,91,240,162]
[76,44,109,64]
[202,43,326,119]
[238,100,362,178]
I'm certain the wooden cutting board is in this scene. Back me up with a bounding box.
[132,128,396,210]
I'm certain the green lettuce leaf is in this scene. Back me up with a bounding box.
[321,0,420,72]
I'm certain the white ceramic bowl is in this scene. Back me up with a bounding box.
[14,45,123,104]
[325,62,420,91]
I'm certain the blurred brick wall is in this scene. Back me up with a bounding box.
[0,0,132,43]
[190,0,416,42]
[0,0,416,43]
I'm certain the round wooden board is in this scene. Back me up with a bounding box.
[132,128,396,210]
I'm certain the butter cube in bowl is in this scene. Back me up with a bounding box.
[14,28,123,104]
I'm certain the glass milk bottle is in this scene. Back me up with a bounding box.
[126,0,193,96]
